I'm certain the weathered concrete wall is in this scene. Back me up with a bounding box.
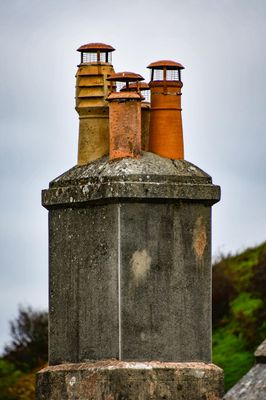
[49,201,212,364]
[38,152,222,398]
[49,205,119,364]
[120,202,211,362]
[44,153,220,365]
[36,360,224,400]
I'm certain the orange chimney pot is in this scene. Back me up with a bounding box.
[147,60,185,160]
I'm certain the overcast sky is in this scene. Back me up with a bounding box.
[0,0,265,352]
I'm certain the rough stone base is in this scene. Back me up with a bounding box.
[36,360,224,400]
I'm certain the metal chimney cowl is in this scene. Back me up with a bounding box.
[36,44,224,400]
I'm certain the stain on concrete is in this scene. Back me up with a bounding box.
[130,249,152,286]
[193,216,207,259]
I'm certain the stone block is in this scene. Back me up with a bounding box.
[36,360,224,400]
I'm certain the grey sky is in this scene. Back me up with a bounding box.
[0,0,265,351]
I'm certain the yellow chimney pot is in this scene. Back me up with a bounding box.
[76,42,115,165]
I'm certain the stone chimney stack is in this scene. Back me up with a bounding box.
[36,45,224,400]
[76,42,115,165]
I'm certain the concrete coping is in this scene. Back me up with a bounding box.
[38,360,222,374]
[42,152,221,209]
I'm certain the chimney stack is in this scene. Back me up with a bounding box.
[76,42,115,165]
[148,60,184,159]
[37,45,224,400]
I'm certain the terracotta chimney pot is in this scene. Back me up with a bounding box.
[107,72,144,160]
[147,59,185,160]
[76,42,115,165]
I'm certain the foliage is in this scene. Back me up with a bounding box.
[3,306,48,372]
[0,359,22,400]
[212,325,254,390]
[0,306,48,400]
[8,370,36,400]
[212,241,266,392]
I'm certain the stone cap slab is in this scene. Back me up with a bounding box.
[42,152,221,208]
[38,359,222,373]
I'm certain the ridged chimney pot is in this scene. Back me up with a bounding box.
[75,42,115,165]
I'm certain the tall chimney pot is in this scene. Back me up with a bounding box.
[76,42,115,165]
[148,59,185,160]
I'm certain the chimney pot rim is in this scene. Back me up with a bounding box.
[107,91,143,100]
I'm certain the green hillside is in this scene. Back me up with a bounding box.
[212,241,266,391]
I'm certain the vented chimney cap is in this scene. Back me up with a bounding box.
[107,72,144,82]
[77,42,115,53]
[147,60,184,70]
